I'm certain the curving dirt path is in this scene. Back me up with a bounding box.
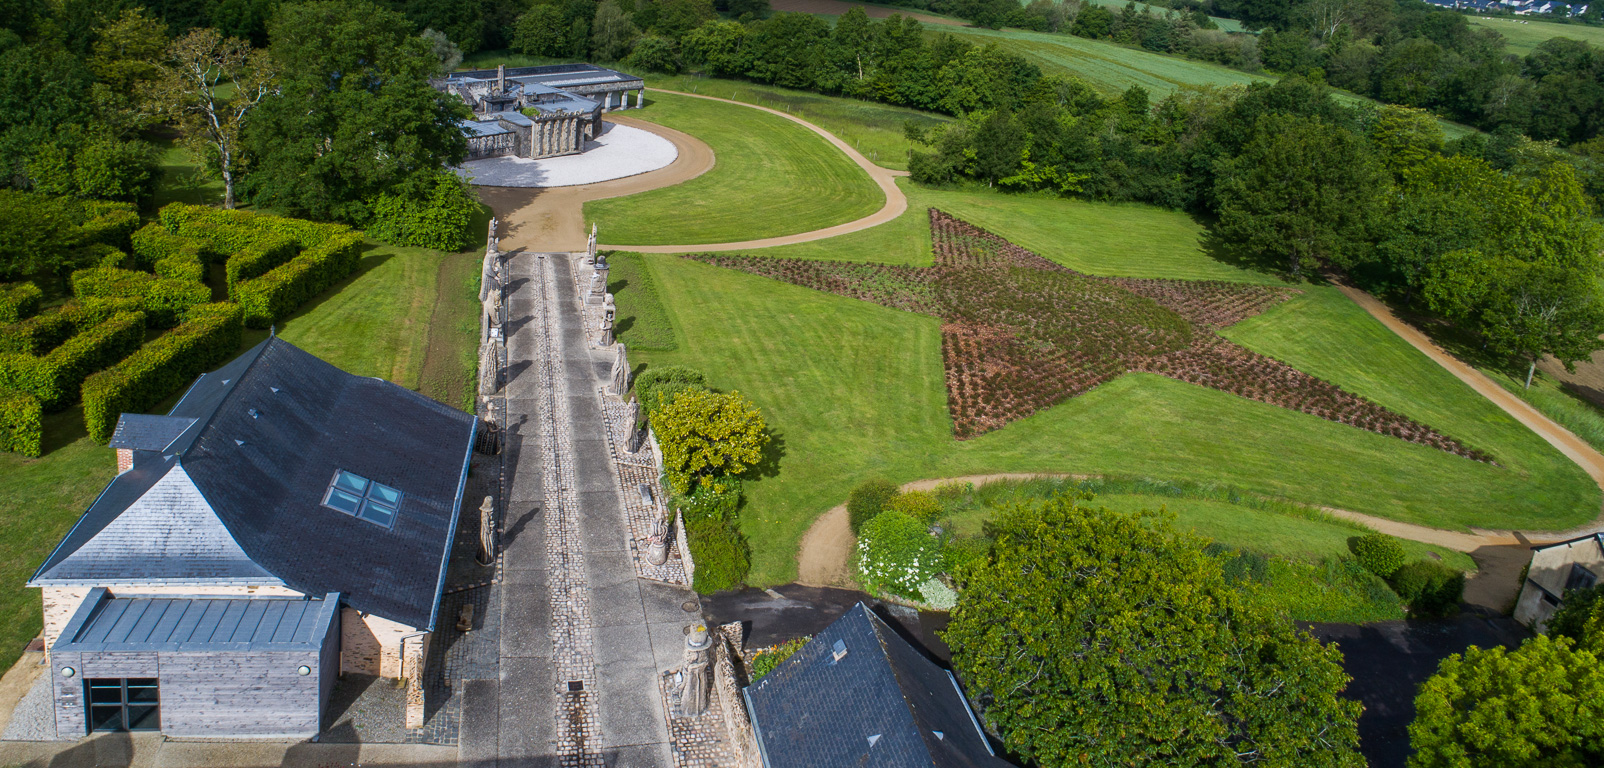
[477,115,717,253]
[594,90,911,253]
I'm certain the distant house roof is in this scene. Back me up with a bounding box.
[31,338,477,631]
[744,603,1006,768]
[1532,531,1604,552]
[461,119,512,137]
[53,587,340,654]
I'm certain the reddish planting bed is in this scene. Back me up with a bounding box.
[687,210,1491,462]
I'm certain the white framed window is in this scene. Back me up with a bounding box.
[323,470,402,528]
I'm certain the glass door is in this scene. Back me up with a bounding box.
[86,678,160,732]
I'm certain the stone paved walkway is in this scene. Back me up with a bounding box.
[461,251,701,768]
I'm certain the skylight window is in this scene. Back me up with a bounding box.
[323,470,401,527]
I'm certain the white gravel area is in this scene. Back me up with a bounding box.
[455,122,678,188]
[1,673,53,741]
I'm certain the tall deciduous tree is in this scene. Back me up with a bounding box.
[590,0,637,62]
[1214,113,1386,277]
[1409,636,1604,768]
[946,496,1364,768]
[1422,164,1604,387]
[145,28,274,209]
[243,0,468,223]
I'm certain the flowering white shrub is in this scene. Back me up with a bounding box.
[919,577,958,610]
[854,510,944,602]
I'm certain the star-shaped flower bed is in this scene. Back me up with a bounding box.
[689,209,1490,462]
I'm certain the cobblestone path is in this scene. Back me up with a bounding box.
[460,251,700,768]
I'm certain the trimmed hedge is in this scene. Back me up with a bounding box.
[847,478,900,533]
[132,223,213,284]
[0,386,42,457]
[636,366,708,416]
[0,310,145,411]
[1350,533,1408,579]
[0,308,75,355]
[0,282,42,322]
[76,201,140,251]
[71,267,210,328]
[1390,560,1466,618]
[225,233,298,297]
[233,232,363,328]
[88,245,133,270]
[686,515,751,594]
[161,202,348,250]
[83,302,243,443]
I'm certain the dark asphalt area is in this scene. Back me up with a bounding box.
[708,586,1534,768]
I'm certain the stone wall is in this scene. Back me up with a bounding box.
[339,608,424,678]
[713,623,761,768]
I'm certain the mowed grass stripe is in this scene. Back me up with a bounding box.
[951,27,1266,95]
[584,91,884,245]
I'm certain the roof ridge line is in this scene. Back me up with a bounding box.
[171,337,275,458]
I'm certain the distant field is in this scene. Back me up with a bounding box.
[951,26,1266,95]
[1080,0,1245,33]
[1467,15,1604,55]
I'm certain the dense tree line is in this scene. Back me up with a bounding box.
[910,76,1604,380]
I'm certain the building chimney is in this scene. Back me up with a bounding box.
[497,64,505,92]
[116,448,132,474]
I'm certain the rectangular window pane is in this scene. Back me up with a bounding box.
[89,685,124,704]
[126,705,160,730]
[326,489,361,514]
[368,483,401,506]
[358,501,395,527]
[335,471,368,494]
[126,678,157,687]
[126,686,159,704]
[89,705,123,731]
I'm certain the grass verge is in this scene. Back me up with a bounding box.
[1484,368,1604,455]
[583,90,884,245]
[607,251,678,351]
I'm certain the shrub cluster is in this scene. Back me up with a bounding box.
[854,509,945,603]
[233,232,363,328]
[82,303,244,443]
[748,636,809,682]
[0,386,42,457]
[0,311,145,411]
[847,478,900,534]
[367,171,478,251]
[132,223,213,283]
[1350,534,1408,578]
[75,200,140,251]
[635,366,707,416]
[0,282,42,323]
[1391,561,1465,618]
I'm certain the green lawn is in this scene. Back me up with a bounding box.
[621,192,1597,586]
[648,74,951,171]
[150,140,226,210]
[951,26,1266,96]
[1079,0,1246,32]
[1484,368,1604,455]
[584,91,884,245]
[1467,15,1604,56]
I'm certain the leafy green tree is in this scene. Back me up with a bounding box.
[71,135,158,203]
[679,20,745,77]
[87,8,168,133]
[653,388,768,494]
[145,28,276,209]
[624,34,677,74]
[0,190,81,281]
[1422,164,1604,388]
[652,0,713,39]
[420,28,462,71]
[1370,104,1444,177]
[512,4,567,57]
[1214,113,1386,277]
[385,0,485,54]
[243,0,468,223]
[0,42,94,186]
[1375,155,1501,300]
[946,495,1364,767]
[1547,584,1602,649]
[1409,636,1604,768]
[590,0,637,62]
[367,170,477,250]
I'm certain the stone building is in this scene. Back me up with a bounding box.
[28,337,477,739]
[439,63,645,160]
[1513,531,1603,631]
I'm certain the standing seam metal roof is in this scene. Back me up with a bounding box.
[53,588,339,653]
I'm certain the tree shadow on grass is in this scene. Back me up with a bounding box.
[270,245,395,333]
[1197,228,1326,285]
[38,408,91,457]
[750,428,786,481]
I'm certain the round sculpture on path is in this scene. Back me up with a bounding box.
[455,122,678,188]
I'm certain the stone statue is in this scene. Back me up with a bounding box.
[588,224,597,264]
[477,496,495,565]
[679,624,712,717]
[647,516,668,566]
[599,293,616,346]
[586,268,607,305]
[609,344,631,396]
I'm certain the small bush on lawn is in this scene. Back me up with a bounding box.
[855,509,944,603]
[886,490,942,523]
[0,282,42,323]
[0,386,42,457]
[749,636,809,682]
[1350,533,1408,578]
[847,478,900,533]
[654,388,768,495]
[0,311,145,411]
[82,303,243,443]
[687,515,750,594]
[367,171,478,251]
[1390,560,1465,617]
[636,365,707,415]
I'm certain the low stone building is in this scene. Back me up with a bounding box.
[440,63,645,160]
[1513,531,1603,631]
[742,603,1007,767]
[28,337,477,739]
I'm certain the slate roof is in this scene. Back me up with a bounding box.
[109,414,195,452]
[31,338,478,631]
[744,603,1006,768]
[54,588,339,653]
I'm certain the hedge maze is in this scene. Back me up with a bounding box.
[690,209,1491,461]
[0,203,364,457]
